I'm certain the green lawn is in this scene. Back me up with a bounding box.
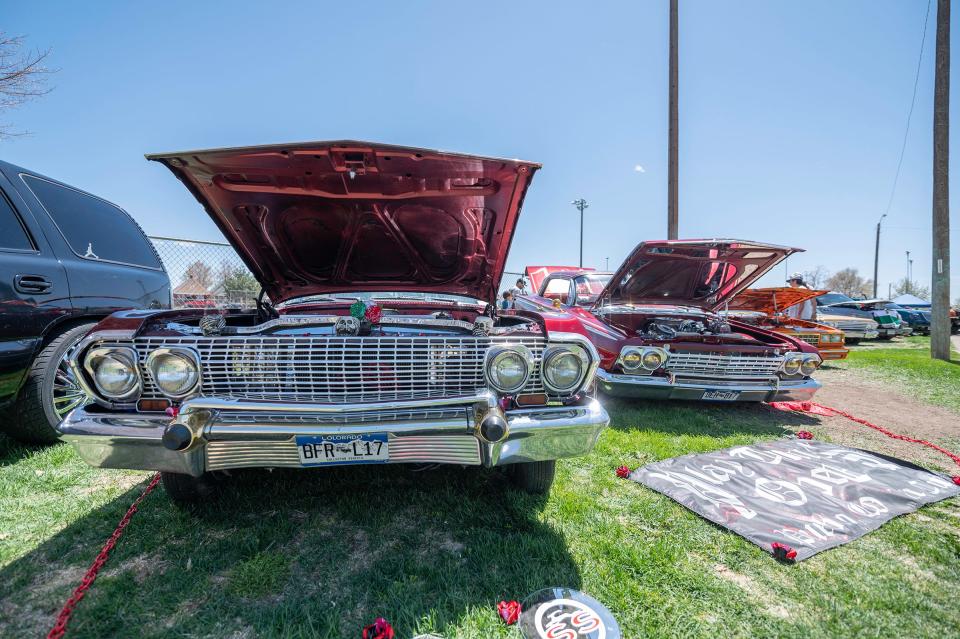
[1,367,959,638]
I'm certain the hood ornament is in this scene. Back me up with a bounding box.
[335,315,360,336]
[199,314,226,336]
[472,316,494,336]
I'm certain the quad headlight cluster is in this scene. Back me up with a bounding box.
[82,346,201,402]
[781,352,822,377]
[820,333,844,344]
[484,342,592,395]
[618,346,668,375]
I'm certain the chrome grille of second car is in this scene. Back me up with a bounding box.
[125,336,547,403]
[665,351,784,378]
[794,333,820,345]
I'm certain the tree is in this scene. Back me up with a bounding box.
[0,33,53,138]
[182,261,213,289]
[218,264,258,305]
[802,265,829,290]
[892,278,930,300]
[825,268,873,298]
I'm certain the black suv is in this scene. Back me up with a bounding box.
[0,160,170,443]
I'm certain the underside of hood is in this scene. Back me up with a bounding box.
[597,240,800,311]
[147,141,540,303]
[728,287,827,314]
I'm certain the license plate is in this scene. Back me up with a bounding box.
[296,433,389,466]
[702,390,740,401]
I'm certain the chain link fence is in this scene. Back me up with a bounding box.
[151,236,531,309]
[150,236,260,309]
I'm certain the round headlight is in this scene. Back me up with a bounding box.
[84,347,141,400]
[486,346,531,394]
[621,349,643,370]
[543,346,587,392]
[641,349,665,370]
[782,356,802,376]
[800,356,821,376]
[147,349,200,398]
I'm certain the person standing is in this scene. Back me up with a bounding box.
[785,272,816,320]
[509,278,528,298]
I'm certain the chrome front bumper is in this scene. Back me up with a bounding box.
[58,392,610,476]
[595,370,821,402]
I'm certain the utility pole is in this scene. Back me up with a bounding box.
[605,257,610,270]
[873,214,886,298]
[906,250,911,284]
[932,0,951,360]
[571,199,589,268]
[667,0,679,240]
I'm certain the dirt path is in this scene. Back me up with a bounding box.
[802,367,960,472]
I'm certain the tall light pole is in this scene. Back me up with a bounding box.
[906,250,911,284]
[873,213,886,298]
[571,199,589,267]
[667,0,679,239]
[931,0,951,360]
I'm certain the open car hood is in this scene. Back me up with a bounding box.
[147,141,540,303]
[728,287,826,315]
[597,239,800,312]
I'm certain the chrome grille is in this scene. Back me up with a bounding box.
[833,320,875,332]
[794,333,820,346]
[665,351,784,378]
[204,434,481,471]
[120,336,547,403]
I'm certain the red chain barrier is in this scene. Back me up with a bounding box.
[47,472,162,639]
[770,401,960,471]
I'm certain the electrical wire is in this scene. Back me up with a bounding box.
[881,0,933,220]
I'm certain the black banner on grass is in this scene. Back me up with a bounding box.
[632,440,960,561]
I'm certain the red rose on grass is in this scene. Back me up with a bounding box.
[615,465,631,479]
[771,542,797,562]
[361,617,394,639]
[796,431,814,440]
[497,600,521,625]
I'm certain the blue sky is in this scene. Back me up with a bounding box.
[2,0,956,298]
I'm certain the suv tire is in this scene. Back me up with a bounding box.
[508,460,556,494]
[2,322,96,444]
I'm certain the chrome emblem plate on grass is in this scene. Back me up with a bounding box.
[519,588,620,639]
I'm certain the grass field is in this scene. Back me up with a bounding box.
[1,343,959,638]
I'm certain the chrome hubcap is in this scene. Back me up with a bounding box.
[52,340,89,418]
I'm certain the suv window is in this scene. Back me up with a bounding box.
[21,175,160,268]
[0,191,33,251]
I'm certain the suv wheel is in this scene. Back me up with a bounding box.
[2,322,95,444]
[508,460,556,494]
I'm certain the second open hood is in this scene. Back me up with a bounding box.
[148,140,540,304]
[728,287,827,314]
[597,240,800,311]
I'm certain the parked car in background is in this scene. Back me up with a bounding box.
[517,240,823,403]
[892,294,959,334]
[57,141,609,502]
[0,161,170,443]
[816,293,909,339]
[883,302,931,335]
[724,287,849,360]
[815,313,879,344]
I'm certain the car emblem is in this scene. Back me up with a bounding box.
[518,588,620,639]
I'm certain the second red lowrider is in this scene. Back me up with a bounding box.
[517,240,822,402]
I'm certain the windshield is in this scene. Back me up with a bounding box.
[574,273,612,306]
[817,293,855,305]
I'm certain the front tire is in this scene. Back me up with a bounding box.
[161,471,222,504]
[2,322,96,444]
[508,460,556,494]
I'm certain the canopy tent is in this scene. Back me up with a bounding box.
[892,293,930,306]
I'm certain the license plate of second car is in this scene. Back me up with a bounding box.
[701,390,740,401]
[296,433,389,466]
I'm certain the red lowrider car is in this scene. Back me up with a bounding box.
[516,240,822,402]
[57,141,609,501]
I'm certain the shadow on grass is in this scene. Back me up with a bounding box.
[601,396,821,438]
[0,464,579,638]
[0,432,45,468]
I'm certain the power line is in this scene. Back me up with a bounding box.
[882,0,932,220]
